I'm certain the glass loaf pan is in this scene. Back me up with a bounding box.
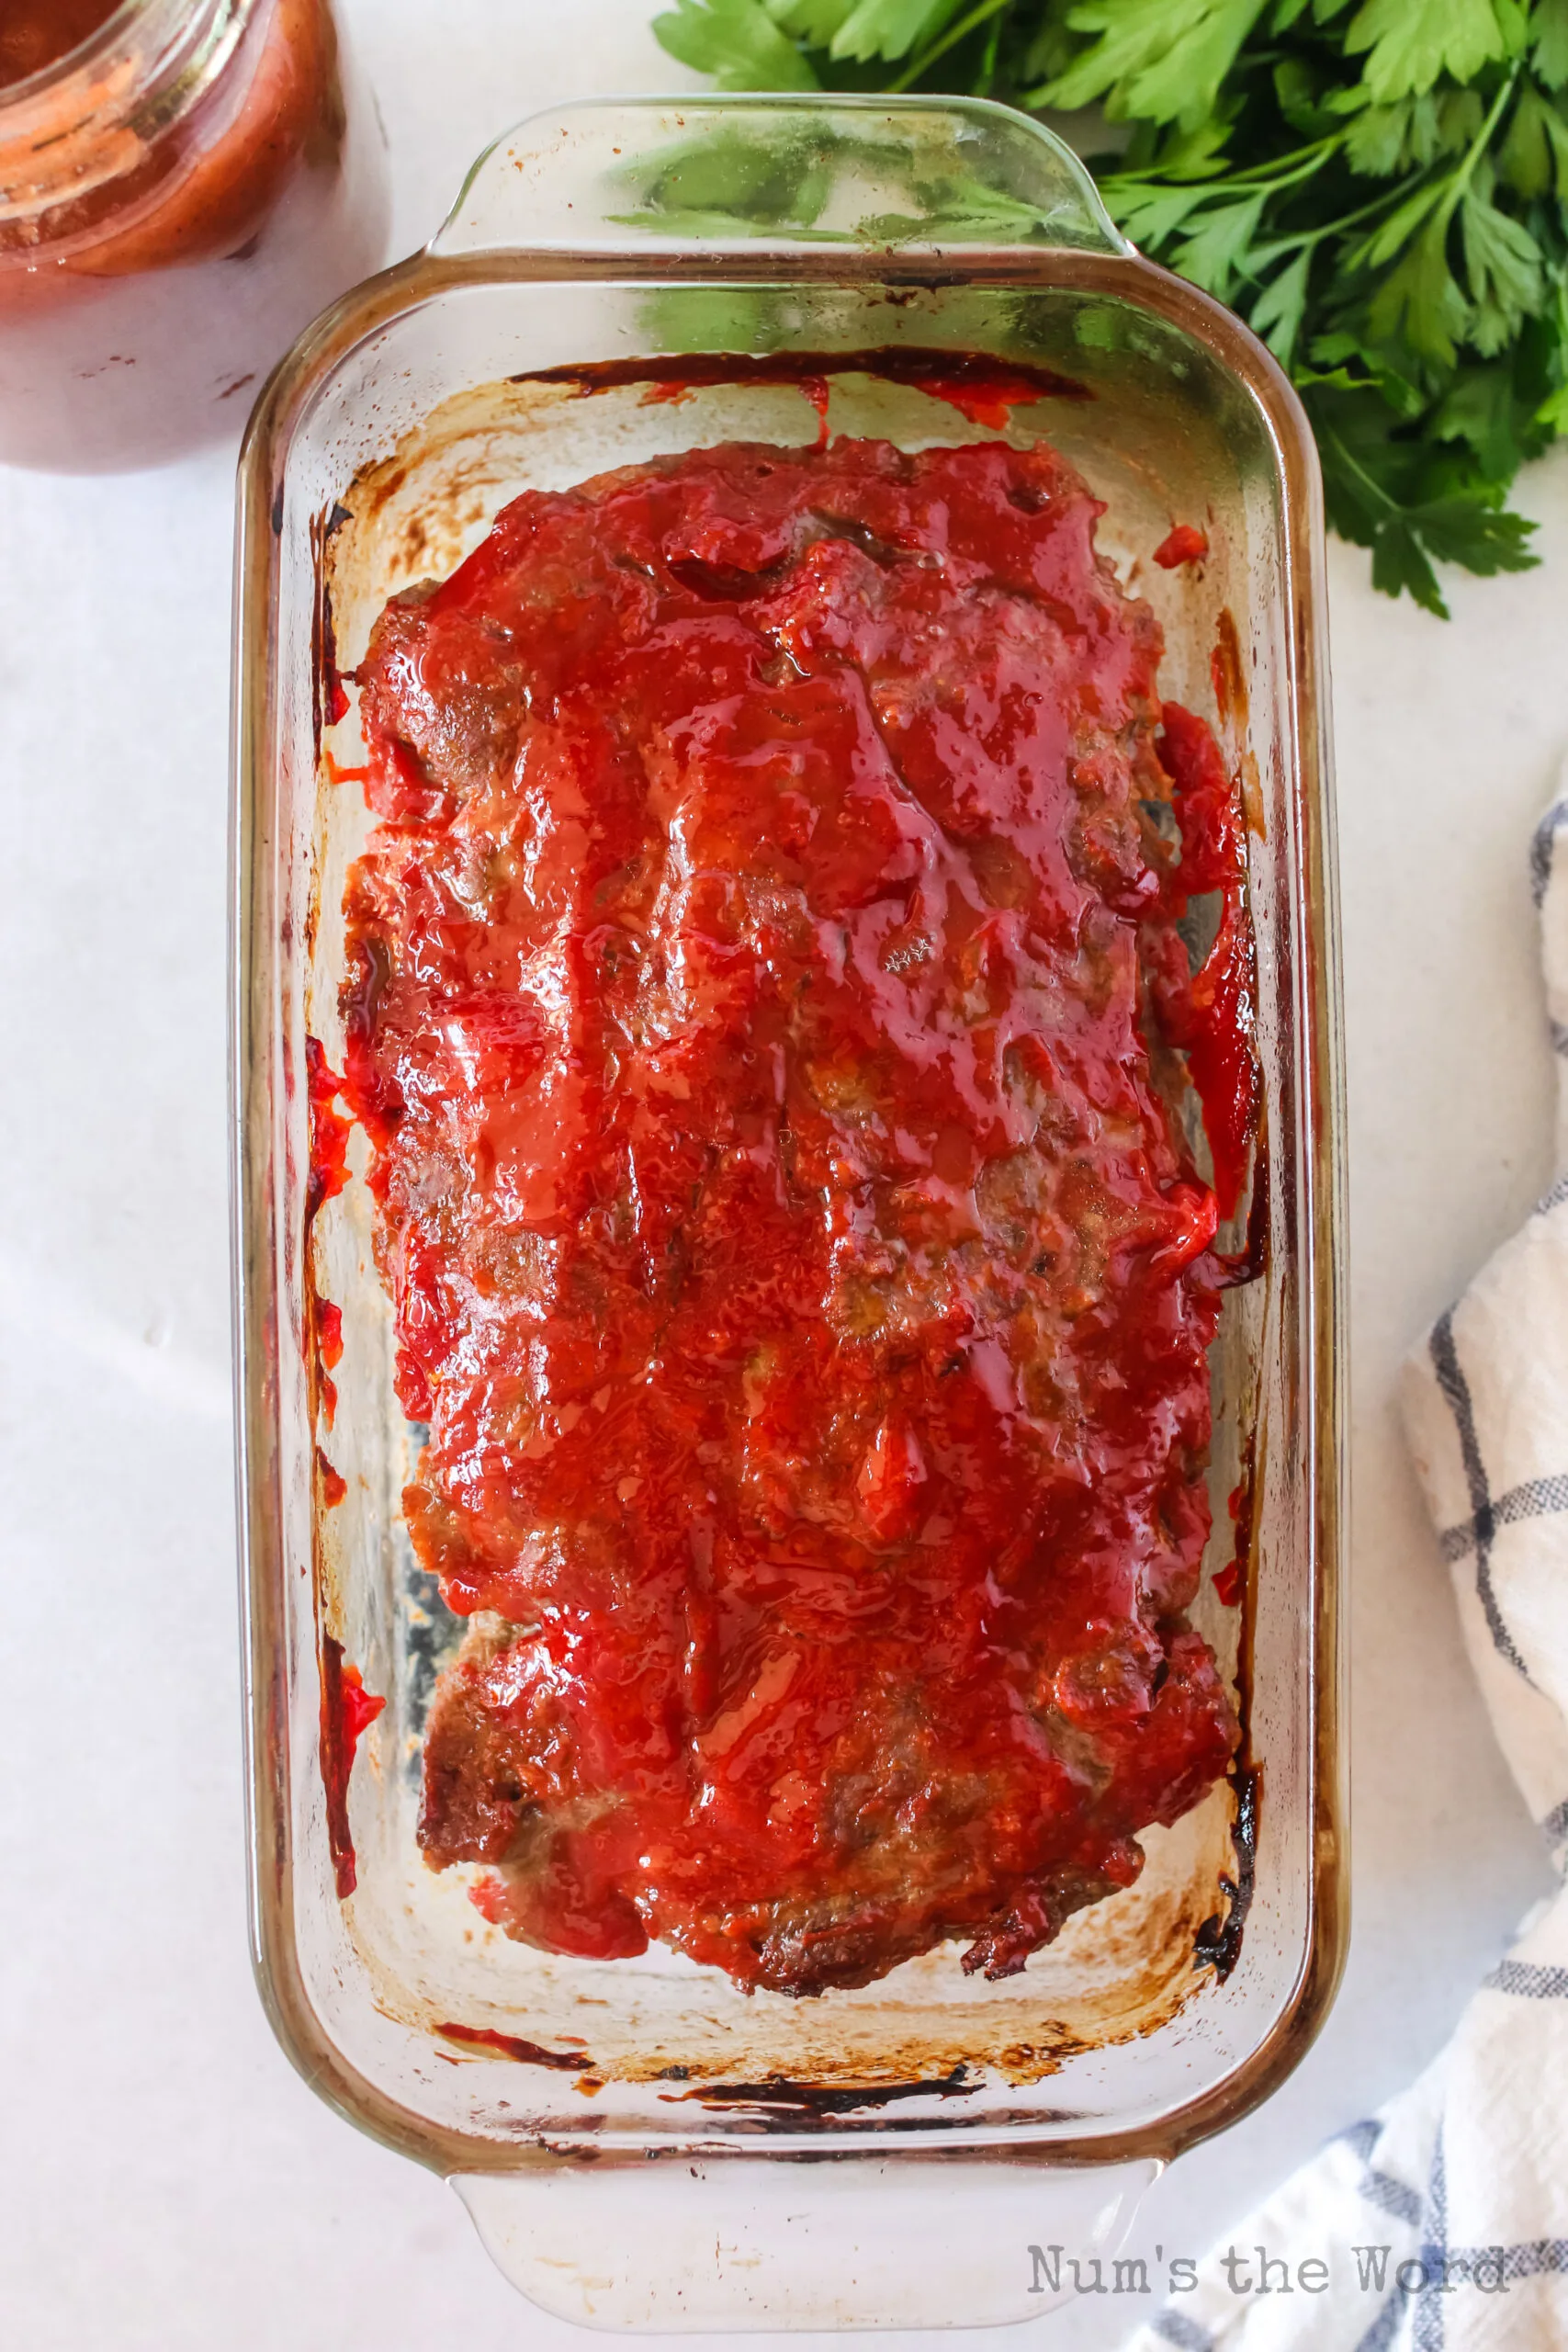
[231,95,1347,2332]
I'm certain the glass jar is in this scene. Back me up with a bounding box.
[0,0,388,471]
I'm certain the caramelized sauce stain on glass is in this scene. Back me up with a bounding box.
[518,345,1091,426]
[319,1635,385,1901]
[435,2022,588,2071]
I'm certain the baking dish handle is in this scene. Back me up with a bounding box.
[430,94,1130,262]
[453,2154,1159,2331]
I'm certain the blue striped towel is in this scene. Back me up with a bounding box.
[1125,784,1568,2352]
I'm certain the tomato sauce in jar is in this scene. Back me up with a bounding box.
[0,1,121,87]
[0,0,388,470]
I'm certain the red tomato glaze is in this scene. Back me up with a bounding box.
[339,433,1251,1995]
[1153,524,1209,571]
[1148,702,1259,1219]
[319,1637,385,1900]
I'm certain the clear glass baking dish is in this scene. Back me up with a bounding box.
[231,95,1347,2332]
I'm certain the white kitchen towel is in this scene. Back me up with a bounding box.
[1124,781,1568,2352]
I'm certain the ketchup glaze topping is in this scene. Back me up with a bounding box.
[336,432,1255,1996]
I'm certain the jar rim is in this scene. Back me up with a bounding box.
[0,0,249,222]
[0,1,150,104]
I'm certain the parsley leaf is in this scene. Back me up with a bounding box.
[772,0,861,37]
[1345,90,1484,175]
[1313,383,1538,614]
[1498,74,1568,191]
[1100,176,1214,245]
[827,0,964,62]
[1461,181,1546,353]
[1250,244,1314,361]
[1433,357,1546,477]
[1343,0,1509,104]
[1534,0,1568,87]
[1401,493,1538,582]
[657,0,1568,612]
[652,0,820,88]
[1172,191,1269,295]
[1368,216,1472,366]
[1039,0,1269,130]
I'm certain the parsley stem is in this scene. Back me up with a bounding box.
[1102,135,1343,209]
[978,8,1002,92]
[889,0,1014,94]
[1253,179,1412,265]
[1212,136,1344,189]
[1434,63,1521,232]
[1336,73,1519,279]
[1315,418,1398,520]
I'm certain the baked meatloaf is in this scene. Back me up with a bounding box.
[336,430,1247,1996]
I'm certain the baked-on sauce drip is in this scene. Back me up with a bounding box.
[319,1635,385,1900]
[336,432,1257,1996]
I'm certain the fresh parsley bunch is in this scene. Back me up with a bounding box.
[654,0,1568,614]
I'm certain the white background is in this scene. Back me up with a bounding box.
[2,3,1565,2344]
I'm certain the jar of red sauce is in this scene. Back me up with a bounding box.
[0,0,389,471]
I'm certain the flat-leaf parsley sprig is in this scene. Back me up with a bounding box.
[654,0,1568,614]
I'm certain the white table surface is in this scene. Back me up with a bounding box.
[3,4,1565,2345]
